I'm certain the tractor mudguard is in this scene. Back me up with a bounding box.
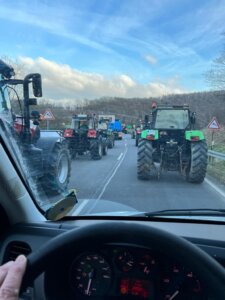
[185,130,205,141]
[36,131,63,153]
[141,129,159,140]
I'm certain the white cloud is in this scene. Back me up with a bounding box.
[145,54,158,65]
[18,56,186,101]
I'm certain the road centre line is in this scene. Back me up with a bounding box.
[72,143,128,215]
[96,146,128,201]
[205,178,225,201]
[117,153,123,161]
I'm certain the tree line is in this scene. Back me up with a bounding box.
[31,90,225,130]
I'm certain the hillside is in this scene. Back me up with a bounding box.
[33,90,225,130]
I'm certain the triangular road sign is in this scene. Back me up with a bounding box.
[43,109,55,120]
[207,117,220,130]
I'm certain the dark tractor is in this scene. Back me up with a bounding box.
[137,104,208,183]
[97,117,115,149]
[0,60,71,195]
[64,114,107,160]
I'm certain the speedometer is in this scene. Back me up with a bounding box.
[70,253,112,296]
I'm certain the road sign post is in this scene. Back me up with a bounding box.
[42,109,55,130]
[207,117,221,151]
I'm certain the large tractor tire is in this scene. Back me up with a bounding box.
[135,137,139,147]
[70,150,76,160]
[103,143,108,156]
[90,140,103,160]
[108,137,115,149]
[108,138,113,149]
[42,143,71,194]
[186,140,208,183]
[137,139,154,180]
[108,141,113,149]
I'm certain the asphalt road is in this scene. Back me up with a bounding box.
[66,134,225,216]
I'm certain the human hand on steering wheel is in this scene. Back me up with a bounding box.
[0,255,26,300]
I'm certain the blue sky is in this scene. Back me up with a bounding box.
[0,0,225,100]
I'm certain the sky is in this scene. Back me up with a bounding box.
[1,0,225,101]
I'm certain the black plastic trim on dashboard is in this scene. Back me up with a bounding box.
[60,215,225,225]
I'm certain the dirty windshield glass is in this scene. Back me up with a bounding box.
[0,0,225,219]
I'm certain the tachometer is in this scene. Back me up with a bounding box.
[160,263,206,300]
[70,253,112,296]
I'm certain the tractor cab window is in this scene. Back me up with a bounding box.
[0,86,11,112]
[72,118,88,130]
[0,88,5,111]
[155,109,190,129]
[98,119,108,130]
[71,119,79,130]
[79,119,89,131]
[88,118,94,129]
[0,86,13,124]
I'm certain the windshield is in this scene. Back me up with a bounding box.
[1,0,225,220]
[154,109,190,129]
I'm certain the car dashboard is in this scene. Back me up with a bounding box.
[1,218,225,300]
[51,244,206,300]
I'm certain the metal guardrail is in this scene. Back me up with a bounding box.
[208,150,225,161]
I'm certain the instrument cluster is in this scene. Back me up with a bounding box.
[69,245,207,299]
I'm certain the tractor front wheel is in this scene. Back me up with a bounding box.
[90,140,103,160]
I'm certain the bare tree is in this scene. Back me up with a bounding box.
[205,33,225,90]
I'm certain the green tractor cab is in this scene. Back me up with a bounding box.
[137,105,207,183]
[97,117,115,149]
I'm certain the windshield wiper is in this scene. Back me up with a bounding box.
[134,208,225,218]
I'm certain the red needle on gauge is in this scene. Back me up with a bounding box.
[169,290,179,300]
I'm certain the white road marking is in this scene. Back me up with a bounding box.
[117,153,123,161]
[205,178,225,201]
[72,199,89,216]
[97,146,128,200]
[72,143,128,215]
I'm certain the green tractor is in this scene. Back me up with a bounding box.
[137,104,208,183]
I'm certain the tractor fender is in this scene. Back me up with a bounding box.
[36,130,66,155]
[185,130,205,141]
[141,129,159,140]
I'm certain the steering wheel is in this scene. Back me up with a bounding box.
[23,222,225,299]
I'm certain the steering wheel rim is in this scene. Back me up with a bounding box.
[22,222,225,299]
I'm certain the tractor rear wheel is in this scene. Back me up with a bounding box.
[135,137,139,147]
[137,139,153,180]
[108,138,114,149]
[103,143,108,155]
[42,143,71,194]
[90,140,103,160]
[186,140,208,183]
